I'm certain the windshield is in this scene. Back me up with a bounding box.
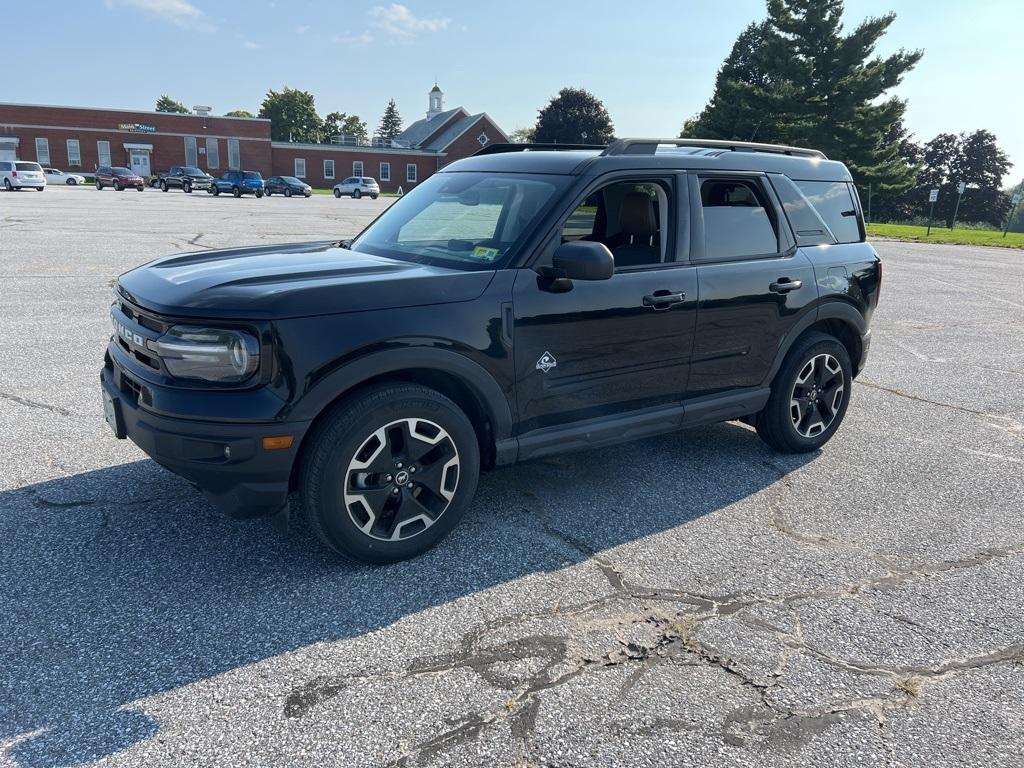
[112,167,132,175]
[16,162,42,172]
[351,172,567,270]
[281,176,302,184]
[183,166,205,175]
[243,171,262,180]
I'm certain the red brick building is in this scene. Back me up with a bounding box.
[0,86,507,193]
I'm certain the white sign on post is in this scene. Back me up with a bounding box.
[928,189,939,203]
[957,181,966,195]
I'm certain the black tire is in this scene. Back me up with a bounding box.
[304,192,311,198]
[371,194,379,200]
[37,186,44,192]
[300,383,480,564]
[183,181,191,193]
[353,189,361,199]
[160,180,168,192]
[265,188,272,197]
[333,188,341,198]
[232,186,241,198]
[66,178,76,185]
[756,331,853,453]
[95,180,103,190]
[284,188,292,198]
[113,180,122,191]
[255,189,263,198]
[136,185,144,192]
[3,179,11,191]
[212,185,220,196]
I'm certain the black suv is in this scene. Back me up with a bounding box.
[102,139,881,563]
[158,166,214,193]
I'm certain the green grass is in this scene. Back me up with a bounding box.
[867,223,1024,249]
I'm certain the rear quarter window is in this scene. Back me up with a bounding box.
[793,180,862,244]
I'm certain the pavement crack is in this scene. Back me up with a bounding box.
[856,380,1024,437]
[0,390,75,417]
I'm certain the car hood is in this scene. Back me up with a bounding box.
[117,240,495,320]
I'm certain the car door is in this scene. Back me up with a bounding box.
[685,173,816,398]
[512,173,698,434]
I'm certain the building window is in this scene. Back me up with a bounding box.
[227,139,240,170]
[97,140,111,167]
[294,158,306,178]
[352,161,364,178]
[35,138,50,165]
[477,132,490,147]
[406,163,417,183]
[66,139,81,167]
[379,162,390,182]
[205,138,219,169]
[184,136,198,167]
[323,159,335,179]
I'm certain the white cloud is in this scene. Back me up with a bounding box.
[332,30,374,46]
[295,24,310,34]
[243,40,262,49]
[104,0,214,31]
[368,4,450,38]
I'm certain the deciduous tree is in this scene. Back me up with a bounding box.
[258,87,323,143]
[224,109,254,118]
[533,87,615,145]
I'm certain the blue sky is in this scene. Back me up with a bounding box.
[6,0,1022,178]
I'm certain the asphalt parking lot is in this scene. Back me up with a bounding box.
[1,185,1022,768]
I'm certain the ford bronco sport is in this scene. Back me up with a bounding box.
[102,138,881,563]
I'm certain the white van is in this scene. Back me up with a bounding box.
[1,160,46,191]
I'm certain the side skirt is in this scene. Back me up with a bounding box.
[498,387,770,465]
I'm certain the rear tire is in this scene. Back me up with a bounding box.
[37,186,44,191]
[160,180,168,192]
[353,189,361,199]
[183,181,191,193]
[756,332,852,453]
[212,185,220,196]
[300,384,480,564]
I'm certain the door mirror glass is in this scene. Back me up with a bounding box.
[551,240,614,281]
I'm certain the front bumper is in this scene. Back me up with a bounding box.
[101,352,310,519]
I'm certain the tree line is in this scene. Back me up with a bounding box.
[155,91,405,146]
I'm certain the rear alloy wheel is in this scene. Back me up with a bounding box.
[756,332,852,453]
[160,180,168,192]
[3,179,11,191]
[183,181,191,193]
[300,384,479,563]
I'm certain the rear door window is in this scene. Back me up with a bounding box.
[793,180,862,244]
[699,178,779,260]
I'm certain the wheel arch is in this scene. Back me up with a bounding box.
[287,348,513,492]
[762,300,866,387]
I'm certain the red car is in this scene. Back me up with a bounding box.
[95,166,144,191]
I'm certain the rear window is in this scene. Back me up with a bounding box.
[16,162,42,171]
[793,181,862,244]
[362,178,375,184]
[700,179,779,260]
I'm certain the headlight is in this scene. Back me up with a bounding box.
[149,326,260,383]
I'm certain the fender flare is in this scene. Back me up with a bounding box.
[289,346,514,443]
[761,300,866,386]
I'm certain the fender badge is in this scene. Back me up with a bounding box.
[536,351,557,373]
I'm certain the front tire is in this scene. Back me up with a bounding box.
[183,181,192,193]
[333,188,341,198]
[160,180,168,192]
[4,179,12,191]
[255,189,263,198]
[353,189,361,199]
[212,185,220,196]
[113,180,122,191]
[232,186,241,198]
[300,384,480,564]
[756,332,852,453]
[66,178,76,185]
[284,188,292,198]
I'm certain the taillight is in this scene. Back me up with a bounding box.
[10,171,16,177]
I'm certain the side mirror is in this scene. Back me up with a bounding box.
[551,240,614,281]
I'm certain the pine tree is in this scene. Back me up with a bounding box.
[155,95,189,114]
[684,0,922,191]
[377,99,403,143]
[533,88,615,145]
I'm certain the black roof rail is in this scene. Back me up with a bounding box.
[602,138,827,160]
[474,142,606,156]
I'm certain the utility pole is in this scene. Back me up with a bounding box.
[950,181,966,230]
[1004,179,1024,238]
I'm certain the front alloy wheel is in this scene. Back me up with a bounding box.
[345,418,459,542]
[300,383,480,563]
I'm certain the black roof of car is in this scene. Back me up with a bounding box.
[446,138,854,183]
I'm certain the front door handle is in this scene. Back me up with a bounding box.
[770,278,803,293]
[643,290,686,310]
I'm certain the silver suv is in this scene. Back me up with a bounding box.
[1,161,46,191]
[332,176,380,199]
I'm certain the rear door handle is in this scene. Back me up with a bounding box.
[643,290,686,310]
[770,278,803,293]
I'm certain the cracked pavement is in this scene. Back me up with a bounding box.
[1,189,1022,767]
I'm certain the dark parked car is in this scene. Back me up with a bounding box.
[95,166,144,191]
[158,166,213,193]
[209,170,264,198]
[102,138,881,563]
[265,176,312,198]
